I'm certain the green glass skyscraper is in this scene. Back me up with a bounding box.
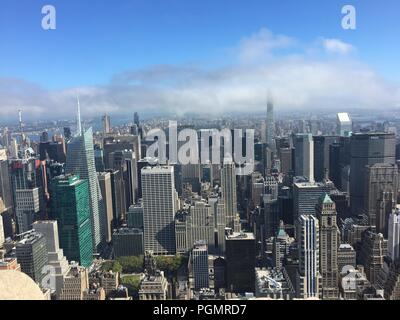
[50,174,93,268]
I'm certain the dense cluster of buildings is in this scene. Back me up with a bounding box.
[1,105,400,300]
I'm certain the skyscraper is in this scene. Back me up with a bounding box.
[350,132,396,215]
[225,232,256,293]
[141,166,176,255]
[192,240,209,291]
[316,194,339,299]
[32,220,70,296]
[102,114,111,134]
[388,206,400,261]
[65,127,105,252]
[50,175,93,268]
[294,133,314,182]
[336,113,352,137]
[190,201,215,251]
[221,161,237,228]
[97,172,114,243]
[266,98,275,150]
[15,230,48,284]
[313,136,339,182]
[364,163,398,235]
[296,215,321,299]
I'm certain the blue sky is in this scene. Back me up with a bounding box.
[0,0,400,119]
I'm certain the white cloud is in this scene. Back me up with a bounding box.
[0,29,399,121]
[322,38,354,55]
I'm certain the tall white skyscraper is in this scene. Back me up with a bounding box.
[336,113,352,137]
[388,206,400,261]
[294,133,314,182]
[296,215,321,299]
[142,166,176,255]
[0,211,4,248]
[190,201,215,250]
[66,127,105,252]
[221,161,237,228]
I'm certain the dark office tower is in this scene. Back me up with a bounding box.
[263,194,279,239]
[63,127,72,141]
[127,203,144,229]
[0,159,14,216]
[278,186,294,226]
[192,240,209,291]
[134,112,140,127]
[40,131,49,143]
[66,127,104,252]
[316,194,339,300]
[364,163,398,236]
[109,150,137,208]
[293,133,314,182]
[279,147,293,176]
[396,143,400,162]
[50,175,93,268]
[329,143,342,189]
[225,232,256,293]
[103,135,141,170]
[359,230,386,285]
[181,164,201,193]
[313,136,339,182]
[10,158,44,233]
[15,230,48,284]
[39,141,66,163]
[97,172,114,243]
[293,180,331,222]
[106,169,126,226]
[350,133,396,215]
[94,146,105,172]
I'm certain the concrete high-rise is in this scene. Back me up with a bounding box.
[50,175,93,268]
[350,132,396,215]
[66,127,105,252]
[294,133,314,182]
[190,201,215,251]
[32,220,70,296]
[141,166,176,255]
[296,215,321,299]
[221,161,237,228]
[316,194,339,299]
[15,230,48,284]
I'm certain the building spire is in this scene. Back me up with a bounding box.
[76,95,82,136]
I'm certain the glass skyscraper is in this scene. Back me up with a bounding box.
[50,174,93,268]
[65,127,105,252]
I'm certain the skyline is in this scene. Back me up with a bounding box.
[1,0,400,120]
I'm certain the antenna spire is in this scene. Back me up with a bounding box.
[76,95,82,136]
